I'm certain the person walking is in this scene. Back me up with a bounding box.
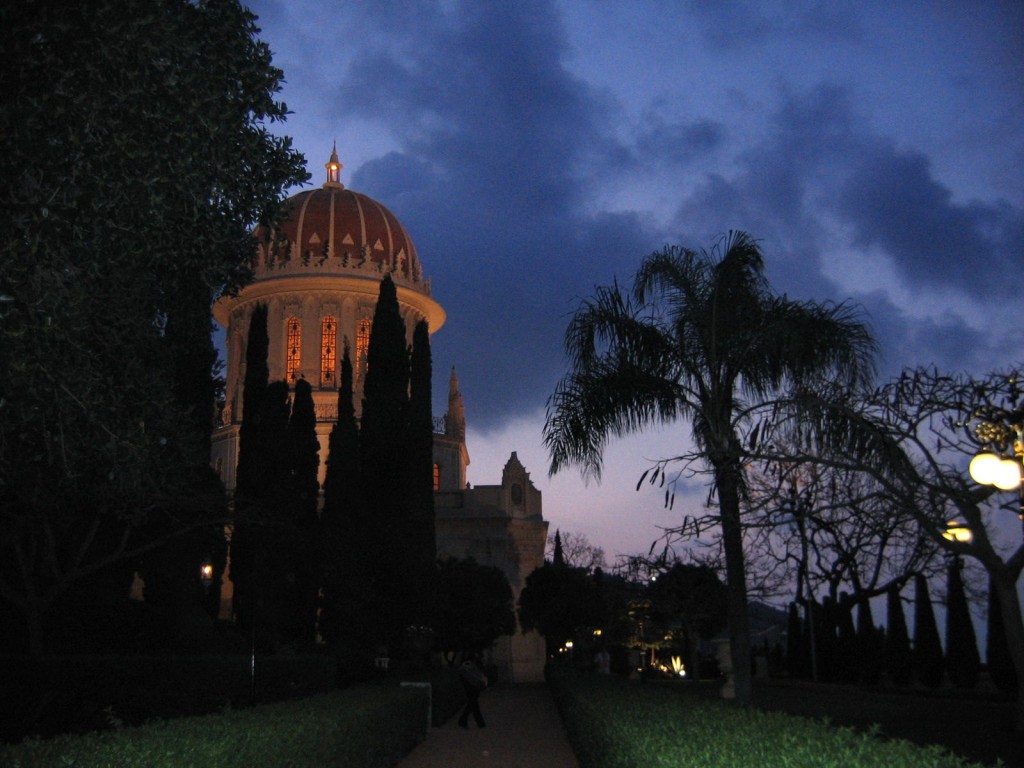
[457,654,488,728]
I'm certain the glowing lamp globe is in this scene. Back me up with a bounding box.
[969,452,1003,485]
[992,458,1022,491]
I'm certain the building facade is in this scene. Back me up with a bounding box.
[211,149,547,681]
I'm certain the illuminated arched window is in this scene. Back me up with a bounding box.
[356,318,371,380]
[320,316,337,386]
[286,316,301,382]
[433,463,440,491]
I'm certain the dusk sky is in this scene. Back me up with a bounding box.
[240,0,1023,561]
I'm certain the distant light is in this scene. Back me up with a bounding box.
[942,522,972,543]
[565,641,573,649]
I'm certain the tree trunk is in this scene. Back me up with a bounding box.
[716,466,752,706]
[991,573,1024,732]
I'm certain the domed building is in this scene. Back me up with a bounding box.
[210,148,547,682]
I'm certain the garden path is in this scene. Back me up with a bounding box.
[397,683,579,768]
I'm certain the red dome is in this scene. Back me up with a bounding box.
[252,163,425,289]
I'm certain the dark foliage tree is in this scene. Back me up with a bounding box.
[833,594,859,683]
[885,585,912,686]
[434,557,516,665]
[518,562,604,658]
[646,563,728,679]
[772,367,1024,727]
[816,596,839,681]
[287,379,320,526]
[546,530,606,572]
[229,306,269,642]
[319,344,364,646]
[0,0,306,656]
[946,558,980,689]
[359,273,412,647]
[405,320,436,629]
[232,381,292,650]
[544,232,876,706]
[912,573,944,689]
[284,378,320,642]
[786,602,804,678]
[235,305,271,504]
[856,598,883,684]
[553,530,566,567]
[987,576,1019,695]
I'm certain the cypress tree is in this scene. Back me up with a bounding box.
[230,304,270,640]
[785,601,802,678]
[801,599,818,679]
[244,380,292,649]
[553,530,565,567]
[359,273,411,647]
[986,576,1018,695]
[945,558,980,689]
[320,343,366,648]
[322,342,362,526]
[855,598,882,684]
[406,319,436,630]
[817,595,838,682]
[285,378,320,642]
[885,584,912,686]
[912,573,944,689]
[235,304,269,500]
[835,594,859,683]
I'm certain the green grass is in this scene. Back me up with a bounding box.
[548,669,991,768]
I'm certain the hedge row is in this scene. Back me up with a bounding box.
[0,654,338,741]
[0,682,428,768]
[548,669,985,768]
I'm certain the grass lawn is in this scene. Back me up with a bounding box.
[750,678,1021,768]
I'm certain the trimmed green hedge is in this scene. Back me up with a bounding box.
[0,683,428,768]
[0,654,337,740]
[548,669,986,768]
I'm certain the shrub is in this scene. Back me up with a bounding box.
[548,668,985,768]
[0,683,427,768]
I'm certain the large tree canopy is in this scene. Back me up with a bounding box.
[0,0,308,655]
[544,232,876,705]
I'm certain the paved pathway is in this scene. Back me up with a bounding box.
[397,683,579,768]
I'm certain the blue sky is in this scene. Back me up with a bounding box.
[242,0,1023,559]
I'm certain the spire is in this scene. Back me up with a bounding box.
[324,142,344,188]
[447,367,465,439]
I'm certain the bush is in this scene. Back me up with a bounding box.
[0,654,336,741]
[0,682,428,767]
[547,668,986,768]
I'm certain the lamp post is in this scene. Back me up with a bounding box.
[965,405,1023,532]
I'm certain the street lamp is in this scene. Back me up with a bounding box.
[965,405,1023,523]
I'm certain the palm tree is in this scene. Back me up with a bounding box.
[544,231,876,706]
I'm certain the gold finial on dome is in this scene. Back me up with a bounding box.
[324,141,344,189]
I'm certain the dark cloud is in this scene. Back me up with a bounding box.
[837,148,1024,302]
[670,82,1023,376]
[247,0,1022,430]
[331,1,652,427]
[635,115,725,167]
[687,0,863,48]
